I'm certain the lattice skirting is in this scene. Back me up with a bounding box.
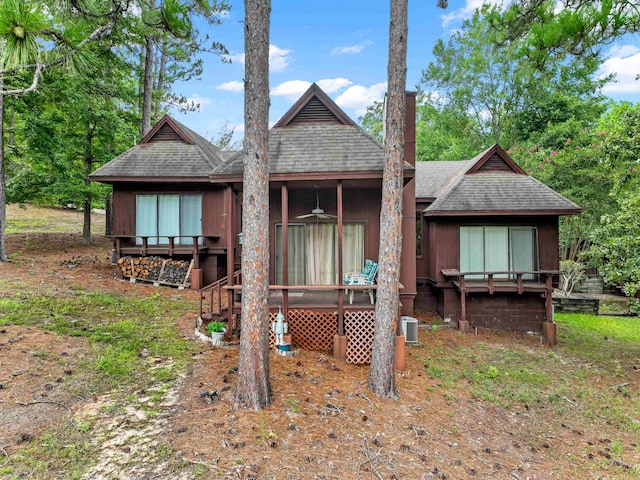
[269,310,338,351]
[344,310,376,365]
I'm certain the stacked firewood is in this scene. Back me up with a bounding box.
[117,256,164,280]
[117,256,193,286]
[159,259,192,286]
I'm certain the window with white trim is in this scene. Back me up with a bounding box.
[135,194,202,245]
[460,226,537,280]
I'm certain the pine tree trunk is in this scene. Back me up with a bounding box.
[234,0,271,410]
[368,0,408,399]
[142,35,154,136]
[0,74,8,262]
[82,122,94,246]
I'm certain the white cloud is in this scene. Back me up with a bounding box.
[330,41,373,55]
[316,78,353,93]
[598,44,640,94]
[335,82,388,115]
[228,52,245,64]
[271,80,312,101]
[216,80,244,92]
[184,94,212,112]
[441,0,509,28]
[269,44,293,72]
[271,78,354,101]
[226,44,293,73]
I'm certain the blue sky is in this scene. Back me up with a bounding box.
[171,0,640,143]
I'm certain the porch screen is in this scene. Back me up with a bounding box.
[459,226,537,279]
[135,194,202,245]
[275,223,364,285]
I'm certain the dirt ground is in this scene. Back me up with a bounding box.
[1,206,639,479]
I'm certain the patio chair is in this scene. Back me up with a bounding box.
[343,259,379,304]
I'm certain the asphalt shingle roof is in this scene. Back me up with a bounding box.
[415,160,474,198]
[90,116,224,180]
[210,123,411,176]
[425,171,581,214]
[415,145,580,216]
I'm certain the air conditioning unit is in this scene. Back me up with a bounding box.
[401,316,418,343]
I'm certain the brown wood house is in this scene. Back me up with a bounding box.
[91,84,579,358]
[414,144,581,338]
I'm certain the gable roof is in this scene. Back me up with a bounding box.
[274,83,355,127]
[416,144,581,216]
[90,115,225,182]
[210,84,414,180]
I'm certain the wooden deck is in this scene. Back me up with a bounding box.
[268,289,375,309]
[441,269,559,335]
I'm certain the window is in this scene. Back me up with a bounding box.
[460,226,537,280]
[275,223,365,285]
[136,194,202,245]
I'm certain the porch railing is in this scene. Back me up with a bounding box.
[441,269,560,324]
[198,270,242,320]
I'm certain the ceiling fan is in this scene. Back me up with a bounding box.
[297,186,337,220]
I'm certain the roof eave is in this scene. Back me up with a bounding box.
[208,169,415,184]
[423,208,582,217]
[89,175,212,183]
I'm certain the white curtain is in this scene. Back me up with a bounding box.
[306,223,336,285]
[276,222,365,286]
[136,196,157,245]
[275,224,306,285]
[180,195,202,245]
[343,223,364,275]
[460,226,484,279]
[484,226,509,279]
[510,227,535,280]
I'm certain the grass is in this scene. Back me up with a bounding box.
[413,313,640,436]
[5,204,105,235]
[0,289,194,388]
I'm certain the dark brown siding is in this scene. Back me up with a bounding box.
[112,190,135,235]
[111,183,228,284]
[466,293,546,332]
[418,215,561,332]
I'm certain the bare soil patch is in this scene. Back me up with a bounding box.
[1,205,639,479]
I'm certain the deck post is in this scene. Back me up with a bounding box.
[226,184,234,322]
[543,274,556,345]
[459,276,469,333]
[281,183,289,317]
[334,181,347,361]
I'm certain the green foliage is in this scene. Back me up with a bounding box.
[0,0,46,68]
[492,0,640,69]
[359,100,384,142]
[420,4,607,150]
[585,192,640,312]
[209,122,242,150]
[206,320,225,333]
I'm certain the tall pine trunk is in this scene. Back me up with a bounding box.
[0,74,7,262]
[234,0,271,410]
[368,0,408,399]
[141,34,154,136]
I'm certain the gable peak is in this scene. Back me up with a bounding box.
[140,115,195,145]
[274,83,355,127]
[466,144,526,175]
